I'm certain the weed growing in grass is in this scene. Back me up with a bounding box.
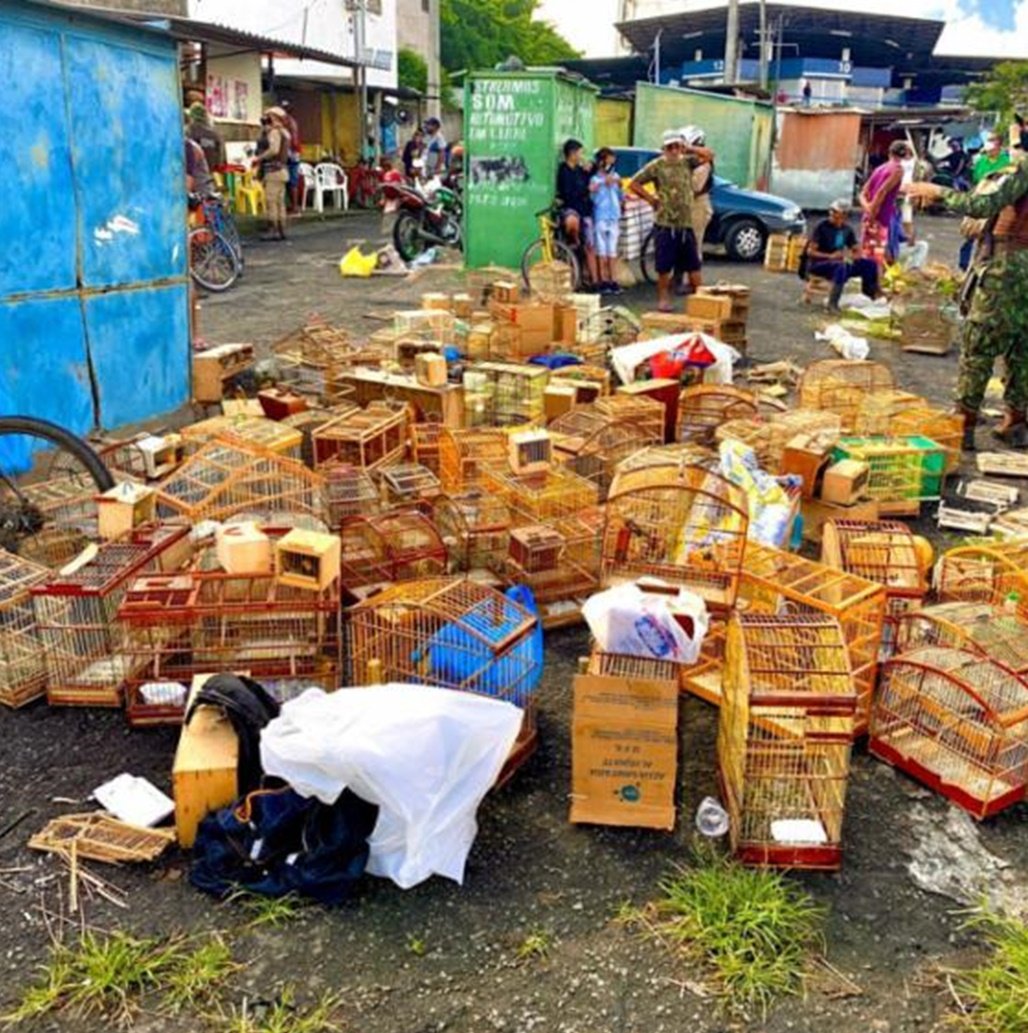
[406,934,427,957]
[163,935,240,1014]
[215,988,344,1033]
[955,907,1028,1033]
[228,890,307,929]
[643,850,825,1018]
[515,928,553,963]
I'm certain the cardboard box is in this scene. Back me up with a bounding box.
[686,293,733,322]
[275,528,341,591]
[801,497,881,543]
[96,483,157,540]
[821,460,870,506]
[781,435,834,499]
[570,672,679,830]
[415,352,448,387]
[173,674,240,848]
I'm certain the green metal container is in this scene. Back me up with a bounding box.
[464,69,598,270]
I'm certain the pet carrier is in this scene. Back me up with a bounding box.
[0,549,50,707]
[340,510,447,590]
[678,385,759,445]
[897,602,1028,675]
[718,613,857,869]
[797,360,895,432]
[432,492,511,573]
[870,646,1028,819]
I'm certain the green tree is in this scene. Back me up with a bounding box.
[966,60,1028,125]
[398,47,429,94]
[440,0,580,73]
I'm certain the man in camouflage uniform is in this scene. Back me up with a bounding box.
[907,153,1028,449]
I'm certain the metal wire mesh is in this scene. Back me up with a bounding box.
[433,492,511,573]
[341,510,447,588]
[0,550,50,707]
[897,602,1028,674]
[322,463,381,526]
[935,540,1028,608]
[438,429,510,492]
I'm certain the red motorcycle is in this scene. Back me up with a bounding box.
[383,178,463,262]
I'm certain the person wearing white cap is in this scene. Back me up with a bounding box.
[629,128,714,311]
[681,125,714,282]
[804,199,880,310]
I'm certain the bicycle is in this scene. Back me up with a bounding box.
[347,158,385,210]
[188,192,241,293]
[520,207,581,291]
[200,193,244,270]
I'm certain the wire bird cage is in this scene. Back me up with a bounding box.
[0,549,50,707]
[765,410,842,471]
[678,385,759,445]
[888,406,964,475]
[433,491,511,573]
[156,440,326,526]
[853,391,926,436]
[272,320,362,404]
[410,420,445,474]
[718,613,857,870]
[897,602,1028,675]
[117,537,340,726]
[832,436,947,512]
[311,403,408,472]
[348,577,542,777]
[715,419,775,469]
[612,443,716,483]
[481,462,599,525]
[797,360,895,433]
[322,463,381,526]
[821,520,929,658]
[870,646,1028,819]
[378,464,441,508]
[549,409,661,501]
[16,528,91,572]
[439,428,510,492]
[31,525,191,708]
[593,395,665,444]
[740,543,886,735]
[181,417,304,461]
[934,540,1028,614]
[341,510,447,590]
[17,478,98,539]
[464,362,549,427]
[602,464,749,613]
[279,403,360,468]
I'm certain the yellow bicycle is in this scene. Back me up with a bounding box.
[520,206,582,291]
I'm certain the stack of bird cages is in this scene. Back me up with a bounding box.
[156,440,326,525]
[526,259,574,302]
[467,362,549,427]
[897,602,1028,675]
[273,321,359,403]
[870,646,1028,818]
[378,464,441,509]
[341,510,447,590]
[798,360,896,433]
[549,409,660,501]
[280,403,359,468]
[593,395,665,443]
[483,465,599,524]
[311,403,408,472]
[433,491,511,573]
[322,463,381,526]
[740,543,886,734]
[718,613,857,869]
[16,528,91,572]
[347,577,541,776]
[715,419,775,469]
[17,478,98,538]
[0,549,51,707]
[439,428,510,492]
[821,520,929,657]
[32,525,190,708]
[410,420,445,474]
[832,436,947,514]
[678,385,760,445]
[853,391,926,436]
[934,540,1028,610]
[394,309,456,343]
[766,410,842,471]
[888,407,964,474]
[602,464,750,614]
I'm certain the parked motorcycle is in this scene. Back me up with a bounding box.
[385,178,463,261]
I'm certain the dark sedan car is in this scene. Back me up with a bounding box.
[610,147,807,261]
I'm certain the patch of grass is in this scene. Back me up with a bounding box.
[163,935,240,1014]
[228,890,307,929]
[515,928,553,963]
[644,850,825,1018]
[406,934,427,957]
[215,988,344,1033]
[955,907,1028,1032]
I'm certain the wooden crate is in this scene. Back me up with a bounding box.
[275,529,342,591]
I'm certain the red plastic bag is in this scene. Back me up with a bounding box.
[649,334,716,379]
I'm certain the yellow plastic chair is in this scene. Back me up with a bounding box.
[235,172,265,215]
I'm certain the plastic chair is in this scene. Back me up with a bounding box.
[312,163,349,213]
[802,275,832,305]
[298,162,316,211]
[235,171,265,216]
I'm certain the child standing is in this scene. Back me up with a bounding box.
[590,148,623,295]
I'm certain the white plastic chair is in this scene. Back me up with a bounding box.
[298,162,317,211]
[312,163,349,213]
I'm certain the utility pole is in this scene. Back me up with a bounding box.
[352,0,371,159]
[724,0,739,85]
[758,0,768,90]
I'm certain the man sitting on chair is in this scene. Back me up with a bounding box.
[806,199,880,310]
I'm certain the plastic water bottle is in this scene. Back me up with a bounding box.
[695,797,730,838]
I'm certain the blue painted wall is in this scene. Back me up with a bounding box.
[0,0,189,436]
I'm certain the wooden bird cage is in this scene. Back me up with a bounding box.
[798,360,895,433]
[602,464,750,613]
[410,420,445,474]
[96,432,184,483]
[312,403,408,472]
[766,410,842,471]
[181,417,305,461]
[935,540,1028,612]
[870,646,1028,819]
[31,525,191,708]
[439,428,510,492]
[833,436,947,513]
[0,549,50,707]
[740,543,886,734]
[718,613,857,870]
[322,462,382,526]
[887,407,963,474]
[527,259,574,302]
[593,395,665,444]
[273,320,363,403]
[853,391,926,436]
[156,440,326,526]
[612,443,716,483]
[897,602,1028,675]
[432,491,511,573]
[483,465,599,524]
[469,362,549,427]
[16,478,98,539]
[821,520,929,658]
[341,510,447,590]
[379,464,441,508]
[678,385,759,445]
[549,409,661,501]
[15,528,91,572]
[280,403,360,468]
[715,419,774,469]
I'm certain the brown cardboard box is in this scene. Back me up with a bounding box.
[801,497,880,543]
[569,672,679,830]
[686,293,733,322]
[821,460,870,506]
[781,436,833,499]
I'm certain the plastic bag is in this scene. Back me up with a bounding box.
[339,246,377,278]
[259,685,523,889]
[582,581,709,664]
[816,323,869,360]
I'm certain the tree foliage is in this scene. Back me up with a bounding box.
[398,47,429,95]
[966,61,1028,125]
[440,0,580,73]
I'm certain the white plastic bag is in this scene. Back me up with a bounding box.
[259,685,523,889]
[582,581,709,664]
[815,323,869,360]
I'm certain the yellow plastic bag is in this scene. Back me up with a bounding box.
[339,246,377,278]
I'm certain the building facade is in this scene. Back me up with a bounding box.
[397,0,441,116]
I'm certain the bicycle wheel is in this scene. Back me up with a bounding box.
[0,416,113,557]
[214,202,244,272]
[190,226,240,292]
[639,227,657,285]
[393,211,427,262]
[520,239,580,291]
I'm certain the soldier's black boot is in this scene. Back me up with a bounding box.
[827,281,844,311]
[993,409,1028,447]
[958,405,979,452]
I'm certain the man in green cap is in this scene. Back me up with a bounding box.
[187,102,226,173]
[907,151,1028,448]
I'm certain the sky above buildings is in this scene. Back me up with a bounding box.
[535,0,1028,59]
